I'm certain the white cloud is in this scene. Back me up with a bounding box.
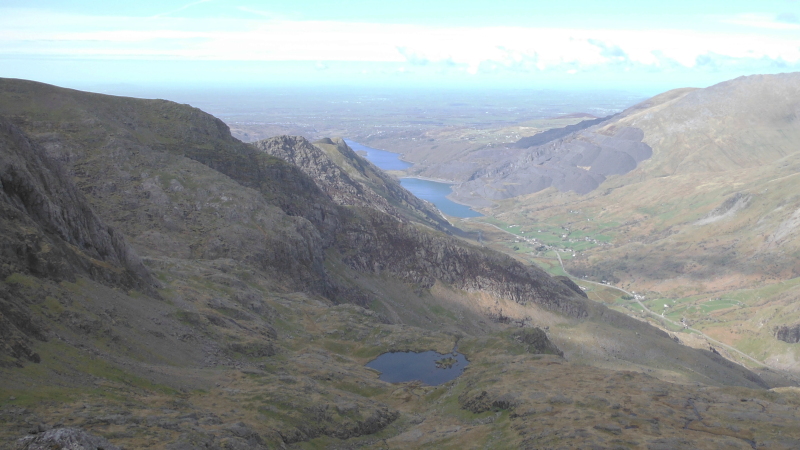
[1,7,799,75]
[721,13,800,30]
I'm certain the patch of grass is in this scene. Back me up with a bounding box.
[4,273,38,288]
[582,282,624,304]
[369,298,392,319]
[0,340,181,409]
[172,310,205,327]
[698,299,740,313]
[593,234,614,243]
[322,340,354,355]
[0,384,99,408]
[735,336,773,360]
[628,302,644,312]
[330,380,385,398]
[428,304,458,321]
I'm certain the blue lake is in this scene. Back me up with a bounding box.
[346,139,482,218]
[399,178,482,218]
[366,350,469,385]
[344,139,412,171]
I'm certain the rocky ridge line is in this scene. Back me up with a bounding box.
[251,135,588,318]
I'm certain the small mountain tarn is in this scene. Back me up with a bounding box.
[366,350,469,385]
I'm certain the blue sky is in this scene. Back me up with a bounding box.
[2,0,800,93]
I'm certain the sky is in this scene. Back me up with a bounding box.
[2,0,800,94]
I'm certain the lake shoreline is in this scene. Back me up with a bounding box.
[352,139,417,165]
[400,175,456,185]
[400,178,483,218]
[400,176,484,214]
[347,138,482,218]
[345,138,413,171]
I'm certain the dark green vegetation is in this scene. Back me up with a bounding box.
[435,357,457,369]
[2,78,800,449]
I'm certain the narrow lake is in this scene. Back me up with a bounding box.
[399,178,482,218]
[344,139,412,171]
[365,350,469,385]
[346,139,482,218]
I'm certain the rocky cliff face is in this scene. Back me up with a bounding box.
[0,115,157,366]
[253,135,452,232]
[335,209,587,318]
[0,78,344,297]
[253,136,381,211]
[0,117,153,290]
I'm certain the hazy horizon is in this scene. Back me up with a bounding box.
[3,0,800,93]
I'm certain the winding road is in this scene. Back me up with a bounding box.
[478,220,768,369]
[552,251,767,368]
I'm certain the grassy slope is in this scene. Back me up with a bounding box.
[471,73,800,373]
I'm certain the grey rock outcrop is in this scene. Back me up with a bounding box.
[336,209,588,318]
[0,115,156,366]
[253,135,452,232]
[695,192,751,226]
[15,427,121,450]
[0,116,155,291]
[459,389,521,414]
[513,327,564,356]
[776,325,800,344]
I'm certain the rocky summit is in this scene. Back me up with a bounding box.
[2,78,800,449]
